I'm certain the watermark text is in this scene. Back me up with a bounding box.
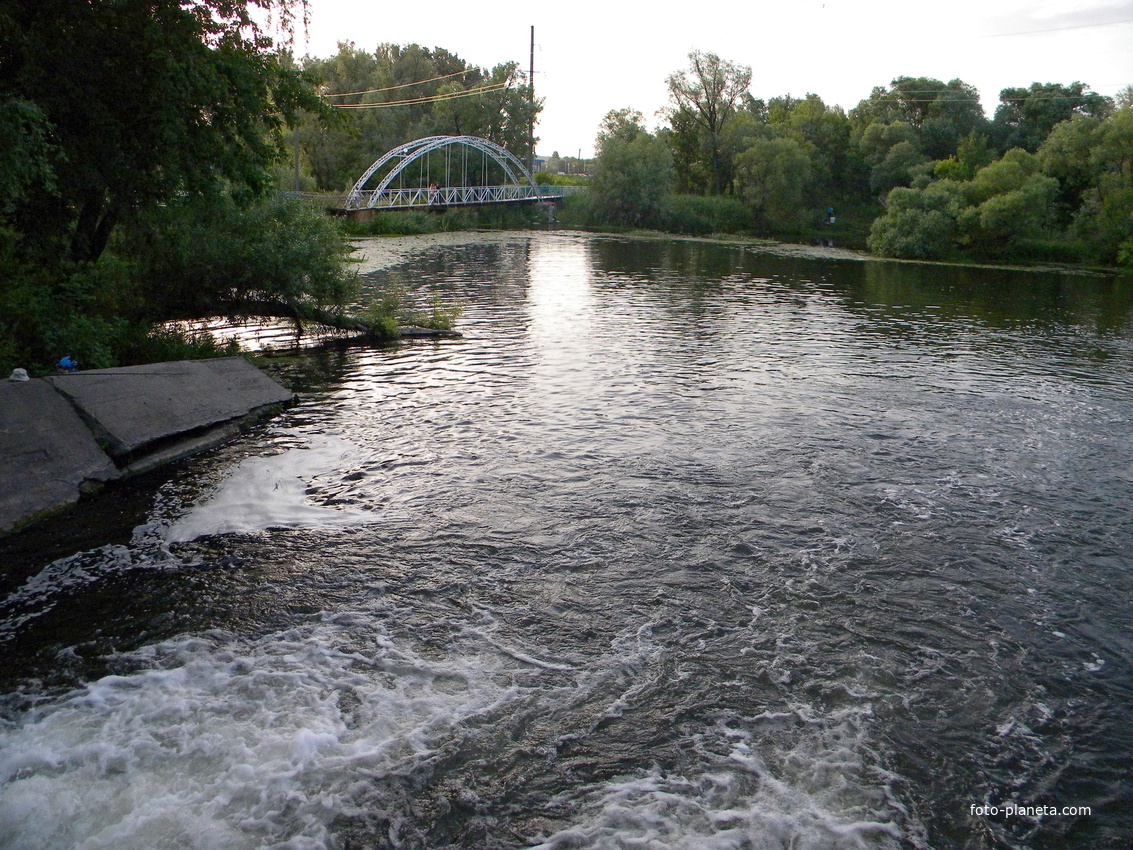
[970,803,1091,818]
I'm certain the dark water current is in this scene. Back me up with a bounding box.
[3,232,1133,849]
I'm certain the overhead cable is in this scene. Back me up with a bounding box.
[322,69,474,98]
[331,83,510,109]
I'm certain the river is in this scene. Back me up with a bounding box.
[2,232,1132,849]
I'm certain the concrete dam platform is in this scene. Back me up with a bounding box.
[1,357,293,534]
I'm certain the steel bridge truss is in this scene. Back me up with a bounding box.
[345,135,548,211]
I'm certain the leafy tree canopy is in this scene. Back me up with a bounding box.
[765,93,852,196]
[667,51,753,138]
[597,108,648,148]
[665,51,753,195]
[852,77,982,126]
[934,131,996,181]
[590,109,673,227]
[0,98,58,218]
[867,184,957,259]
[993,81,1112,153]
[851,77,986,159]
[734,136,815,231]
[0,0,321,263]
[869,148,1057,259]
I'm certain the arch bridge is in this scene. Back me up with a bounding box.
[344,135,564,211]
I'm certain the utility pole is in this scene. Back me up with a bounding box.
[528,26,535,177]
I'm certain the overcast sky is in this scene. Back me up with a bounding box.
[293,0,1133,158]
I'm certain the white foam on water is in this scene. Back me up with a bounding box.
[531,712,909,850]
[0,618,517,849]
[3,435,376,642]
[164,437,381,543]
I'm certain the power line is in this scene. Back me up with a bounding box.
[862,96,1108,102]
[321,69,473,99]
[330,83,510,109]
[858,90,1114,102]
[862,87,1099,97]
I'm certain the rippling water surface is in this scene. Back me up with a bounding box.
[3,232,1133,849]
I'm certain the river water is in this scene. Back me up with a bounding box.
[2,232,1132,849]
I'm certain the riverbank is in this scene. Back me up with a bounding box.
[0,357,293,535]
[349,226,1121,281]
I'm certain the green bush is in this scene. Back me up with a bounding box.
[0,237,139,374]
[590,121,674,227]
[360,288,402,339]
[127,192,357,322]
[868,186,956,259]
[1073,186,1133,264]
[657,195,753,235]
[534,172,589,187]
[1118,239,1133,268]
[1,192,360,375]
[359,275,462,337]
[735,137,815,232]
[402,297,462,331]
[553,192,599,228]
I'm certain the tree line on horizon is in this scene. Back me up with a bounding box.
[585,51,1133,266]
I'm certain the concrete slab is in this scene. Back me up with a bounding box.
[49,357,294,458]
[0,379,120,533]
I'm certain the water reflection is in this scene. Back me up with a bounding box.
[855,260,1133,333]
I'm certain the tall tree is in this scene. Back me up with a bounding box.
[590,109,673,226]
[470,62,542,157]
[856,121,929,196]
[766,93,852,199]
[1118,85,1133,111]
[993,82,1112,152]
[1038,114,1105,220]
[734,137,814,231]
[0,0,320,263]
[850,77,986,160]
[665,51,752,195]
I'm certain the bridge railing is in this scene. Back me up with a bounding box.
[544,185,588,196]
[351,184,575,210]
